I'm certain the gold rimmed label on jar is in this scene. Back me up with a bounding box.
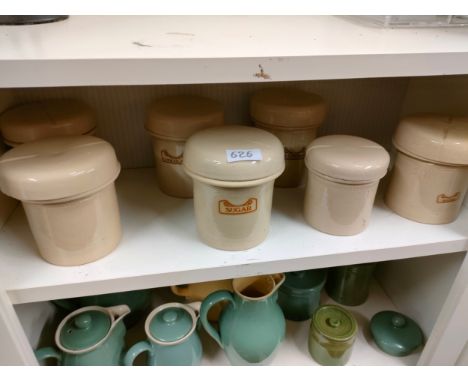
[218,198,258,215]
[161,150,183,165]
[436,192,461,204]
[284,147,306,160]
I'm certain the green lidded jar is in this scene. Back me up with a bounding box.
[325,263,376,306]
[308,305,357,366]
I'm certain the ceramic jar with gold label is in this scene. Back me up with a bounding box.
[0,99,96,147]
[183,125,284,250]
[385,114,468,224]
[304,135,390,236]
[250,87,326,188]
[0,136,122,266]
[145,95,224,198]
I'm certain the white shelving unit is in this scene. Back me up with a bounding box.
[1,16,468,366]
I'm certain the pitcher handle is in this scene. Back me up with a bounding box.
[170,285,190,297]
[200,290,235,349]
[123,340,153,366]
[35,347,62,365]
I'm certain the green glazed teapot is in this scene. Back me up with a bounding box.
[200,274,286,365]
[35,305,130,366]
[124,302,202,366]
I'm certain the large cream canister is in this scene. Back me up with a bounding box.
[0,136,122,266]
[145,95,224,198]
[304,135,390,236]
[183,125,285,250]
[250,87,326,188]
[385,114,468,224]
[0,99,96,147]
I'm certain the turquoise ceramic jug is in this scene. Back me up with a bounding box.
[124,302,202,366]
[35,305,130,366]
[200,274,286,365]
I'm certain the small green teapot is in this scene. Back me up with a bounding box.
[124,302,202,366]
[35,305,130,366]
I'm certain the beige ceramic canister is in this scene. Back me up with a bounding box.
[0,99,96,147]
[385,114,468,224]
[304,135,390,236]
[250,87,326,188]
[145,95,224,198]
[0,135,122,266]
[183,125,285,250]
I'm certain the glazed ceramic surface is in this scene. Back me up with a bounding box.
[124,303,202,366]
[325,263,376,306]
[35,305,129,366]
[0,136,122,266]
[278,269,327,321]
[200,274,286,365]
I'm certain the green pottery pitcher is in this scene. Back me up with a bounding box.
[200,274,286,365]
[35,305,130,366]
[124,302,202,366]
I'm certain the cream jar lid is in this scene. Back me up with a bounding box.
[0,136,120,202]
[0,99,96,145]
[183,125,285,183]
[393,113,468,166]
[145,95,224,140]
[250,87,326,129]
[305,135,390,183]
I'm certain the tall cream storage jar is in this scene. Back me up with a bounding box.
[183,125,285,250]
[0,99,96,147]
[385,114,468,224]
[0,136,122,266]
[250,87,326,188]
[304,135,390,236]
[145,95,224,198]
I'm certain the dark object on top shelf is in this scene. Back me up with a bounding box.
[0,16,68,25]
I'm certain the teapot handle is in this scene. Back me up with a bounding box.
[35,347,62,365]
[123,340,153,366]
[200,290,235,349]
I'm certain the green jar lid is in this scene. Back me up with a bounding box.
[281,269,327,295]
[59,310,111,351]
[149,306,194,343]
[370,311,423,357]
[312,305,357,341]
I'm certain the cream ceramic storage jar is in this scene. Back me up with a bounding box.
[0,136,122,266]
[385,114,468,224]
[145,95,224,198]
[304,135,390,236]
[250,87,326,188]
[183,125,285,250]
[0,99,96,147]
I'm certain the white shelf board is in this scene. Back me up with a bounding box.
[2,16,468,87]
[201,279,421,366]
[0,168,467,304]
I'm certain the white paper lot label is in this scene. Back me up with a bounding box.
[226,149,263,162]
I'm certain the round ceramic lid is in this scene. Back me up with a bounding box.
[0,135,121,202]
[370,311,423,357]
[305,135,390,183]
[393,113,468,165]
[281,269,327,295]
[145,95,224,140]
[250,87,326,129]
[0,99,96,145]
[149,306,194,343]
[59,310,111,351]
[312,305,357,342]
[183,125,285,182]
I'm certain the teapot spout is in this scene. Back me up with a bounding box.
[107,304,131,323]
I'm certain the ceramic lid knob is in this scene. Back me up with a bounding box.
[391,314,406,328]
[74,313,92,329]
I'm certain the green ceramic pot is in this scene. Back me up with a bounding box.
[200,274,286,365]
[35,305,130,366]
[278,269,327,321]
[325,263,376,306]
[308,305,357,366]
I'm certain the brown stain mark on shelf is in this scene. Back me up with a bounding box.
[132,41,153,48]
[166,32,196,36]
[254,64,271,80]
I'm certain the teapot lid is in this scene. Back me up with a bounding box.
[312,305,357,342]
[370,311,424,356]
[147,303,197,345]
[59,310,111,351]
